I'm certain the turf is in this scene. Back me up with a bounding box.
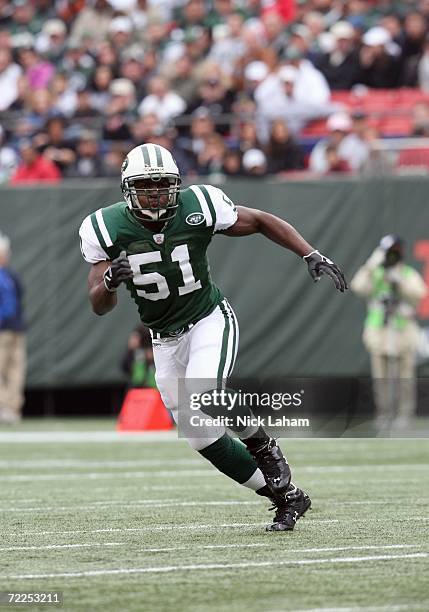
[0,420,428,612]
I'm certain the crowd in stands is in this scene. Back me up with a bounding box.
[2,0,429,183]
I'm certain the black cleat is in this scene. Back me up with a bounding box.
[266,484,312,532]
[248,437,291,495]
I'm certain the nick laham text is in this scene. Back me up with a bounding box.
[189,415,310,428]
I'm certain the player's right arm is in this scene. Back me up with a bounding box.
[88,261,117,315]
[79,214,133,316]
[87,253,133,315]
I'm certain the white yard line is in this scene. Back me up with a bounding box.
[0,543,419,555]
[3,520,340,537]
[5,552,428,580]
[0,542,125,552]
[0,500,261,513]
[0,430,427,443]
[0,431,181,443]
[0,464,428,482]
[288,605,429,612]
[0,459,202,468]
[0,469,218,482]
[1,498,428,513]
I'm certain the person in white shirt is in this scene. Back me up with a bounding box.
[138,75,186,125]
[0,49,22,112]
[309,112,369,173]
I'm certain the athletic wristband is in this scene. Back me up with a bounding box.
[103,268,117,293]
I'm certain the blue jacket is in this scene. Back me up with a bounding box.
[0,267,24,332]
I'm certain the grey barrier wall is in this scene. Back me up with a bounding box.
[1,176,428,387]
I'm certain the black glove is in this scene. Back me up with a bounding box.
[103,251,133,292]
[303,250,348,293]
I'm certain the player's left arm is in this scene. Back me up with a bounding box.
[221,205,348,292]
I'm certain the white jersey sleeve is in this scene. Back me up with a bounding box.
[79,214,109,264]
[202,185,238,232]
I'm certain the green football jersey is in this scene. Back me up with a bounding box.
[79,185,238,334]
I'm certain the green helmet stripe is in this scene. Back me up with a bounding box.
[153,144,163,167]
[141,145,150,167]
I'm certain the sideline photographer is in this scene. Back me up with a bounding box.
[351,235,427,430]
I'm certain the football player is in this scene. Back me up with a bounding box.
[79,143,347,531]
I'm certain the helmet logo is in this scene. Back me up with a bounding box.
[186,212,205,226]
[121,157,129,173]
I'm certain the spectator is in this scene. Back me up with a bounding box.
[0,47,22,111]
[242,147,267,176]
[50,71,77,117]
[17,43,54,90]
[309,113,364,173]
[238,21,277,72]
[316,21,361,90]
[0,125,18,183]
[237,120,263,153]
[131,112,163,146]
[261,8,289,57]
[66,130,102,178]
[400,13,427,86]
[90,65,114,113]
[102,78,135,142]
[93,41,119,71]
[60,39,95,91]
[100,143,128,178]
[21,88,56,135]
[177,106,216,168]
[289,24,313,58]
[121,324,156,389]
[73,87,102,128]
[324,144,352,174]
[195,133,225,176]
[359,26,401,89]
[176,0,208,30]
[162,53,199,107]
[150,129,194,177]
[208,11,246,75]
[10,139,61,183]
[243,60,269,100]
[70,0,114,44]
[418,34,429,91]
[256,57,332,137]
[35,18,67,64]
[108,16,135,55]
[9,0,41,37]
[182,26,212,66]
[189,61,235,126]
[138,75,186,125]
[0,234,26,425]
[119,48,146,101]
[280,48,331,105]
[411,101,429,136]
[221,148,242,176]
[33,116,76,174]
[266,119,305,173]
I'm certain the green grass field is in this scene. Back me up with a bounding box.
[0,419,428,612]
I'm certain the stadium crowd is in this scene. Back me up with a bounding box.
[1,0,429,182]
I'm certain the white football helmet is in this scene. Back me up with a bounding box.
[121,143,181,222]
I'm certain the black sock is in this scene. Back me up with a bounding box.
[255,484,273,498]
[241,426,270,452]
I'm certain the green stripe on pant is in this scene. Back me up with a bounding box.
[217,301,231,385]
